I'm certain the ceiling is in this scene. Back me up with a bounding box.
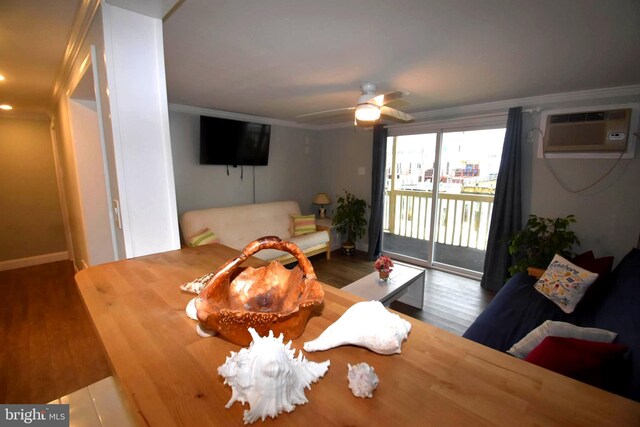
[0,0,81,118]
[2,0,640,124]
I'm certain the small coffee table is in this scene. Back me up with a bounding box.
[342,261,425,309]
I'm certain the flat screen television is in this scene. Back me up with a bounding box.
[200,116,270,166]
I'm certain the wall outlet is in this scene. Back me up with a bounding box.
[358,167,365,175]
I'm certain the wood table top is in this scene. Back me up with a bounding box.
[75,244,640,426]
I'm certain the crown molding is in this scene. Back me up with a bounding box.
[49,0,101,113]
[168,103,323,130]
[408,85,640,123]
[171,85,640,132]
[0,112,50,121]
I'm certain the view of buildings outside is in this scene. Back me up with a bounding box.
[387,129,505,196]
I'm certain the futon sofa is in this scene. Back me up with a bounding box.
[179,200,330,264]
[464,247,640,401]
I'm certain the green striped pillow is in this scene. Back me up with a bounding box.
[186,228,219,247]
[292,214,316,236]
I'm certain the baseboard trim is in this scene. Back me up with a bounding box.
[0,251,70,272]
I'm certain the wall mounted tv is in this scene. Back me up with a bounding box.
[200,116,271,166]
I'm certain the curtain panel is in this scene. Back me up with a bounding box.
[480,107,523,292]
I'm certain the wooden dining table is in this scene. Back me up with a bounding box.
[75,244,640,426]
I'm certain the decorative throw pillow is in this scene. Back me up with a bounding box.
[525,336,628,387]
[186,228,219,247]
[571,251,614,279]
[570,251,614,300]
[534,254,599,313]
[291,214,316,236]
[507,320,617,359]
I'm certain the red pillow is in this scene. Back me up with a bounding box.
[525,336,627,387]
[571,251,614,278]
[570,251,614,303]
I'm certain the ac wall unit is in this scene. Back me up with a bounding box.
[538,104,638,159]
[544,108,631,153]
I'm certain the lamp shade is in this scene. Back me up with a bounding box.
[355,103,380,121]
[312,193,331,205]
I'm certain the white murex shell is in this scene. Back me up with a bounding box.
[218,328,330,425]
[303,300,412,355]
[347,362,379,398]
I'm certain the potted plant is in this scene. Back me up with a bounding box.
[332,190,368,256]
[508,214,580,277]
[374,255,394,281]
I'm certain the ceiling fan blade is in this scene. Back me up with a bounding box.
[380,106,414,122]
[296,107,355,121]
[363,90,409,107]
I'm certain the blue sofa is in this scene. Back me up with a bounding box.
[464,248,640,401]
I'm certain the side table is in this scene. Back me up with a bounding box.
[315,217,334,259]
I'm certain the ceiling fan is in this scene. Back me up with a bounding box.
[297,83,414,125]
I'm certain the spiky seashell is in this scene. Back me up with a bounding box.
[180,272,214,294]
[303,300,411,355]
[347,363,379,398]
[218,328,330,424]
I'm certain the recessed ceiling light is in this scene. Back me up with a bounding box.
[0,75,5,81]
[0,104,13,110]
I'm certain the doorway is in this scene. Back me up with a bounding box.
[65,48,121,266]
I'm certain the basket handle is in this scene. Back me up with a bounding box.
[201,236,317,294]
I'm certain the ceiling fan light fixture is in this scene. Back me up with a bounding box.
[355,103,380,121]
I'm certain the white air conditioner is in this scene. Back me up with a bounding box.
[537,104,638,159]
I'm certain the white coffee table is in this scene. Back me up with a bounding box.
[342,261,425,309]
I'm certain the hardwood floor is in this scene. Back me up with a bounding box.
[1,251,492,404]
[310,250,495,336]
[0,261,111,404]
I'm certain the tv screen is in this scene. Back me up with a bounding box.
[200,116,270,166]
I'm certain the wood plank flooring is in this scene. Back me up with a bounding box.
[309,250,495,336]
[0,261,111,404]
[0,251,493,404]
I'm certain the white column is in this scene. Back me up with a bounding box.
[102,4,181,257]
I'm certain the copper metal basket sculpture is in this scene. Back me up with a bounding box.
[195,236,325,346]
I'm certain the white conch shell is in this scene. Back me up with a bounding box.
[347,362,379,398]
[187,298,217,337]
[303,300,411,355]
[186,298,198,320]
[218,328,330,424]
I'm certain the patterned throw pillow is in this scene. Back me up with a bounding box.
[186,228,219,247]
[291,214,316,236]
[534,254,599,313]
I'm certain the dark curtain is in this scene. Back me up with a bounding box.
[480,107,523,292]
[367,124,387,261]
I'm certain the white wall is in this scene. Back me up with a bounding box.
[53,7,109,270]
[53,4,181,268]
[169,111,323,234]
[102,4,180,256]
[67,99,114,265]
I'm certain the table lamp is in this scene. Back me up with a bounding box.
[312,193,331,218]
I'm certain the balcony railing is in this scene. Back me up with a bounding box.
[384,190,494,250]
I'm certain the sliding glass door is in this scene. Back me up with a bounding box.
[382,123,505,277]
[383,132,438,263]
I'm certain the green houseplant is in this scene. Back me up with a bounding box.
[332,191,368,255]
[508,214,580,276]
